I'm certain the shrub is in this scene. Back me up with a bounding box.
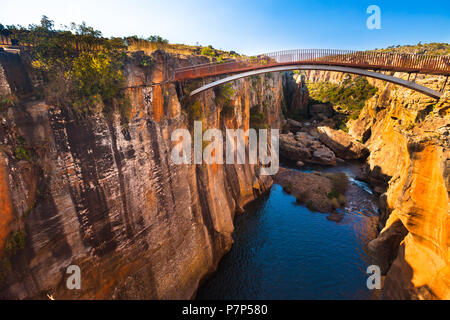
[250,106,268,130]
[14,146,31,161]
[0,95,15,111]
[189,100,204,121]
[70,50,125,109]
[324,172,349,195]
[147,35,168,44]
[307,76,378,120]
[327,189,340,199]
[7,17,130,121]
[214,83,234,106]
[139,55,154,68]
[201,46,216,57]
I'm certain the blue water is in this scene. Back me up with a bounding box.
[196,163,379,300]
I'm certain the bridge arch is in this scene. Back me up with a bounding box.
[188,65,443,99]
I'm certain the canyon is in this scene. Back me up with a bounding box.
[295,69,450,299]
[0,48,449,300]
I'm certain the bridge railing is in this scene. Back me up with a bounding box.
[175,49,450,80]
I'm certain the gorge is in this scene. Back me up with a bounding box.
[0,42,448,300]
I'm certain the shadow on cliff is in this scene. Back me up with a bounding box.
[381,242,437,300]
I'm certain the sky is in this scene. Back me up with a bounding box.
[0,0,449,55]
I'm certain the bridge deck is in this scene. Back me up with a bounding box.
[175,49,450,80]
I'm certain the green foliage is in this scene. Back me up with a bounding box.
[14,137,32,161]
[373,43,450,56]
[201,46,216,57]
[327,189,340,200]
[14,146,31,161]
[5,16,131,121]
[324,172,349,195]
[0,95,15,112]
[250,106,268,130]
[307,76,378,120]
[188,100,204,121]
[338,121,349,133]
[214,83,234,105]
[147,35,168,44]
[139,55,154,68]
[324,173,349,208]
[214,83,235,119]
[70,50,126,112]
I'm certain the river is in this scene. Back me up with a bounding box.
[196,162,380,300]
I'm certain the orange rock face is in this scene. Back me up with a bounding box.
[353,73,449,299]
[306,69,450,299]
[0,51,282,299]
[0,156,13,255]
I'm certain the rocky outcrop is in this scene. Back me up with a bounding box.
[350,73,449,299]
[274,168,334,213]
[0,51,283,299]
[317,126,369,160]
[279,132,337,166]
[275,168,348,215]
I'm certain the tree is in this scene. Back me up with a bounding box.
[40,15,54,31]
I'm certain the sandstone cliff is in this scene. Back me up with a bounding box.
[304,69,450,299]
[0,50,283,299]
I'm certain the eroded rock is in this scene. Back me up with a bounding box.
[279,132,337,166]
[317,126,369,160]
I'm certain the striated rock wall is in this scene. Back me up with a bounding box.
[305,69,450,299]
[0,51,283,299]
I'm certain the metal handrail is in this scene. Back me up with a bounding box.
[175,49,450,79]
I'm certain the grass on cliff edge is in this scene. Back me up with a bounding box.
[372,42,450,56]
[2,17,133,122]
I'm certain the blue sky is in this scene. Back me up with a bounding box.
[0,0,449,55]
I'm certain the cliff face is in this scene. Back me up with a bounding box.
[305,69,450,299]
[0,51,283,299]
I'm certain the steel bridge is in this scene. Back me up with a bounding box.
[174,49,450,99]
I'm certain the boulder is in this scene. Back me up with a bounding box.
[317,126,369,160]
[284,118,303,132]
[279,132,337,166]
